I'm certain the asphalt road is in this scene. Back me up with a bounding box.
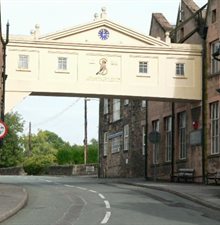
[0,176,220,225]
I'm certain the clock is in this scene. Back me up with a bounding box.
[98,29,109,40]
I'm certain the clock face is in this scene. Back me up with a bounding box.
[98,29,109,40]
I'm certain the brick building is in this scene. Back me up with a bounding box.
[147,0,206,182]
[99,0,220,181]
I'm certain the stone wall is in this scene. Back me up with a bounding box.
[0,166,26,175]
[47,164,98,176]
[0,164,98,176]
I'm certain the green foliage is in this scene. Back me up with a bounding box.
[23,154,56,175]
[0,111,99,171]
[87,140,98,163]
[0,112,25,168]
[23,130,68,157]
[56,139,98,165]
[56,145,84,165]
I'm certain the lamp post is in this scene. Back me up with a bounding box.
[0,22,9,147]
[1,22,9,122]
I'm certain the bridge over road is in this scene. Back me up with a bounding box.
[5,9,202,112]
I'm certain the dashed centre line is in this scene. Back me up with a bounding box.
[104,200,110,209]
[101,211,111,224]
[63,183,111,224]
[76,186,87,191]
[89,189,97,193]
[98,193,105,199]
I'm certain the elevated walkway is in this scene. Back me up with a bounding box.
[6,8,202,112]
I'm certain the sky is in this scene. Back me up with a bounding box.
[1,0,207,145]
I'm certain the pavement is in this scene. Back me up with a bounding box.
[0,184,28,223]
[0,178,219,223]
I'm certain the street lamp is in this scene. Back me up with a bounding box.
[0,22,9,147]
[1,21,9,122]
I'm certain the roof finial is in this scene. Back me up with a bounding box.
[94,13,99,21]
[100,7,107,19]
[165,32,171,44]
[30,24,40,39]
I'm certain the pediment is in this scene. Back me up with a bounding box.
[40,19,169,47]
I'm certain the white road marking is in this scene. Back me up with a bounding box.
[104,200,110,209]
[98,193,105,199]
[64,184,76,188]
[89,189,97,193]
[43,179,52,183]
[101,211,111,224]
[63,184,111,224]
[76,186,87,191]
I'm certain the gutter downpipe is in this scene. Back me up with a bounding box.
[171,102,175,181]
[144,100,148,180]
[201,34,207,184]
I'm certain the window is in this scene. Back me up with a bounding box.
[211,41,220,74]
[212,9,216,23]
[58,57,67,70]
[103,132,108,156]
[165,116,172,162]
[124,124,129,151]
[178,112,187,159]
[176,63,185,76]
[103,98,108,115]
[111,136,121,153]
[142,126,145,155]
[210,102,219,154]
[124,99,129,105]
[18,54,29,69]
[113,99,120,121]
[152,120,160,164]
[139,61,148,74]
[141,100,146,108]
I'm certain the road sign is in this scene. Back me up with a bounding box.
[0,120,8,139]
[149,131,160,143]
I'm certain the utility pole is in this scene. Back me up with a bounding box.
[84,98,88,165]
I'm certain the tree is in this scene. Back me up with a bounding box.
[0,112,25,167]
[56,145,84,165]
[88,138,98,163]
[24,130,67,157]
[23,130,70,174]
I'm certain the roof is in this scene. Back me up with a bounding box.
[182,0,200,14]
[152,13,173,31]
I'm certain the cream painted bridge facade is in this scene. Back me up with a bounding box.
[6,9,202,112]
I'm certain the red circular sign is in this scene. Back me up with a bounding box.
[0,120,8,139]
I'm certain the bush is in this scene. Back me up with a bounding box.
[56,147,84,165]
[23,154,56,175]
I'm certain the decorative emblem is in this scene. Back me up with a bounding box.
[98,29,109,40]
[96,58,108,75]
